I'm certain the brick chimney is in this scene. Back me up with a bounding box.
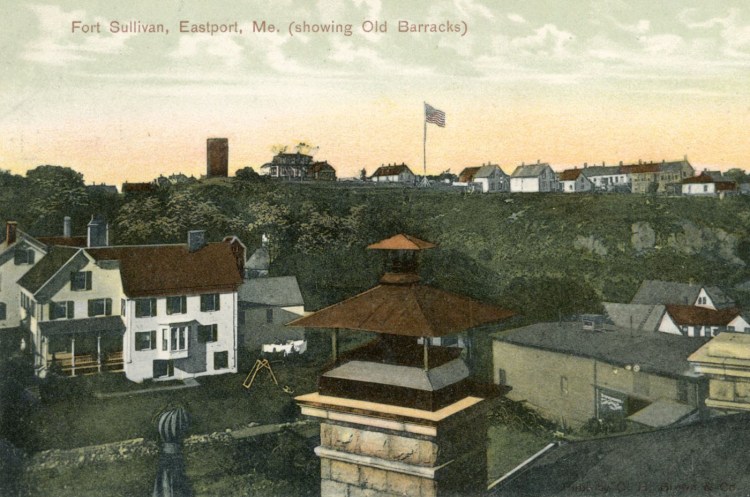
[6,221,17,246]
[63,216,72,238]
[188,230,206,253]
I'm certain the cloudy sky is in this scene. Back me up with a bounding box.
[1,0,749,183]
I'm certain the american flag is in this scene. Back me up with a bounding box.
[424,103,446,127]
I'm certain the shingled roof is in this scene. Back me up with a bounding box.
[511,163,551,178]
[370,164,413,177]
[630,280,735,309]
[558,169,583,181]
[288,283,514,337]
[664,304,740,326]
[86,242,242,298]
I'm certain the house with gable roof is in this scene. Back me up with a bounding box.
[456,163,509,193]
[18,229,245,382]
[580,163,630,192]
[369,163,416,184]
[631,280,735,310]
[509,162,558,192]
[558,168,593,193]
[0,218,88,332]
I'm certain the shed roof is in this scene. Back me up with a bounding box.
[602,303,665,333]
[288,283,514,337]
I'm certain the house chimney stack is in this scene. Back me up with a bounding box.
[188,230,206,253]
[63,216,72,238]
[6,221,17,246]
[87,215,109,247]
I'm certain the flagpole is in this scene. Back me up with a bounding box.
[423,102,427,178]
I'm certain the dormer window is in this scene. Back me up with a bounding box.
[14,248,35,265]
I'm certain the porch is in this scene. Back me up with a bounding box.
[40,316,126,377]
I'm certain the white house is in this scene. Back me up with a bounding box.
[558,168,593,193]
[682,172,737,196]
[370,163,416,184]
[0,218,87,332]
[18,230,244,382]
[581,164,630,192]
[456,164,509,193]
[509,163,558,192]
[657,305,741,338]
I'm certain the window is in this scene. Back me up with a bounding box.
[0,302,6,321]
[135,298,157,318]
[166,296,187,315]
[198,324,218,343]
[88,298,112,317]
[200,294,220,312]
[214,351,229,370]
[135,330,156,351]
[163,326,188,351]
[560,376,569,395]
[70,271,92,291]
[14,248,35,265]
[50,301,74,320]
[266,308,274,324]
[497,368,507,386]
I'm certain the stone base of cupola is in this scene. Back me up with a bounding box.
[296,392,489,497]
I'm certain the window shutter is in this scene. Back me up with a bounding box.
[105,299,112,316]
[85,272,92,290]
[200,296,207,312]
[150,330,156,349]
[215,295,220,311]
[181,296,187,313]
[70,272,76,290]
[88,300,94,317]
[68,301,74,319]
[28,251,35,264]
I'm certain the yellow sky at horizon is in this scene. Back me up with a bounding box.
[2,1,749,183]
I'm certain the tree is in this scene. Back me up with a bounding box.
[235,167,263,182]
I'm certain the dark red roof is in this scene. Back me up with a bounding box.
[458,167,481,183]
[288,283,515,337]
[620,163,660,174]
[559,169,582,181]
[371,164,413,177]
[367,234,436,251]
[36,236,88,248]
[665,305,740,326]
[86,242,242,298]
[682,173,714,184]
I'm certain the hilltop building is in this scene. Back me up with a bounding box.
[206,138,229,178]
[510,162,558,192]
[261,152,337,181]
[455,164,509,192]
[369,163,416,184]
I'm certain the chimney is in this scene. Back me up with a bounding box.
[63,216,72,238]
[602,161,605,166]
[537,159,540,164]
[188,230,206,253]
[639,159,642,165]
[584,162,588,168]
[87,215,109,248]
[6,221,17,246]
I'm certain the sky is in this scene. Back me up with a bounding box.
[1,0,749,183]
